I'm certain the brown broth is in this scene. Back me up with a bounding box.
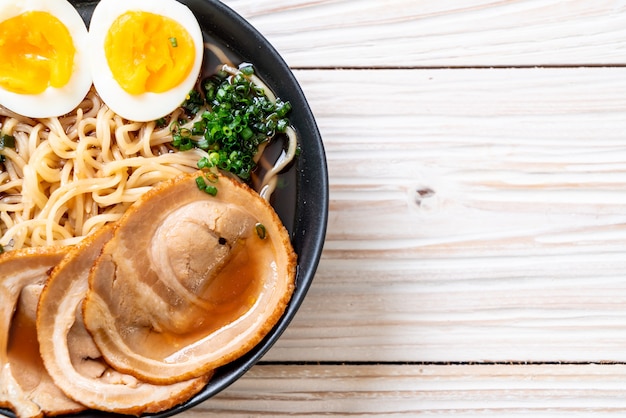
[7,297,44,391]
[136,239,271,360]
[202,240,262,311]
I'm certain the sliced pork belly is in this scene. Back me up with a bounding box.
[83,171,297,384]
[0,246,85,418]
[37,225,210,415]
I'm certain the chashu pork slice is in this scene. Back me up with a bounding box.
[37,225,211,415]
[0,246,86,418]
[82,171,297,384]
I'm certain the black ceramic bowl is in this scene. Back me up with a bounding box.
[1,1,327,417]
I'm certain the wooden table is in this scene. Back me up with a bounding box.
[184,1,626,415]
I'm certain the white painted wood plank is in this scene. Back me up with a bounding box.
[220,0,626,67]
[185,364,626,416]
[257,67,626,363]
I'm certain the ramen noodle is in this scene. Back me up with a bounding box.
[0,64,297,251]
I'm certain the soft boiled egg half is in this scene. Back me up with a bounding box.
[0,0,92,118]
[89,0,204,122]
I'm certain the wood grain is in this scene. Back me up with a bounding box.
[194,1,626,415]
[259,67,626,363]
[221,0,626,68]
[184,364,626,416]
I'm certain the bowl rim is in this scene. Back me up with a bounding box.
[1,0,328,417]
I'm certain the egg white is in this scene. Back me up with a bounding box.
[88,0,204,122]
[0,0,92,119]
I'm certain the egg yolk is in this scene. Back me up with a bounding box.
[104,11,195,95]
[0,11,75,95]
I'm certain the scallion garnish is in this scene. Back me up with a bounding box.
[0,134,15,150]
[169,37,178,47]
[182,90,204,115]
[255,223,267,240]
[204,185,218,196]
[195,175,219,196]
[0,134,16,163]
[240,65,254,76]
[155,117,167,128]
[175,64,292,186]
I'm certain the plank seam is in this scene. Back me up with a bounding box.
[257,361,626,366]
[290,64,626,70]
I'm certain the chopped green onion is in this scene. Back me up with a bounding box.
[240,126,253,140]
[204,185,218,196]
[155,117,167,128]
[275,100,291,118]
[0,134,15,150]
[169,37,178,47]
[195,176,218,196]
[193,137,210,150]
[195,176,207,189]
[276,118,288,133]
[255,223,267,240]
[0,134,15,162]
[171,64,293,183]
[181,90,204,115]
[197,157,210,169]
[240,65,254,76]
[206,172,219,183]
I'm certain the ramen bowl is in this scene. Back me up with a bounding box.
[1,0,328,416]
